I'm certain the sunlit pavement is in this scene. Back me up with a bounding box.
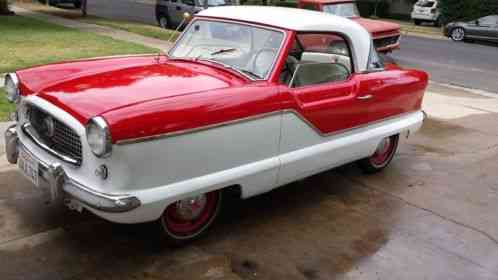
[1,83,498,279]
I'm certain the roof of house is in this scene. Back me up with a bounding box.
[197,6,372,72]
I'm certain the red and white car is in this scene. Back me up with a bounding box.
[297,0,402,52]
[4,6,427,244]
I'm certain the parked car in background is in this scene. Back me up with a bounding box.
[156,0,235,29]
[444,15,498,43]
[411,0,441,27]
[4,6,428,245]
[297,0,401,53]
[39,0,81,9]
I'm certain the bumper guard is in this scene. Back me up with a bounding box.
[4,124,141,213]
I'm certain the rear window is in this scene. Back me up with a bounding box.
[415,1,436,8]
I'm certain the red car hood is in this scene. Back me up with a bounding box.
[352,17,400,36]
[17,55,245,124]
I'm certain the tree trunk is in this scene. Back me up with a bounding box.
[0,0,11,15]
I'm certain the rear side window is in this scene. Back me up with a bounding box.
[367,41,384,70]
[415,1,436,8]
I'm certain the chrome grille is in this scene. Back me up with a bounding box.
[26,105,83,165]
[374,35,400,49]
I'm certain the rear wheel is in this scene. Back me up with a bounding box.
[74,0,82,8]
[160,190,222,246]
[450,27,465,41]
[357,135,399,174]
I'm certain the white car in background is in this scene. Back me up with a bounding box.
[411,0,441,27]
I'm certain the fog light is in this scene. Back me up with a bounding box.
[95,165,108,180]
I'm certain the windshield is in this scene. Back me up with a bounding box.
[169,20,285,79]
[415,1,436,8]
[322,3,360,18]
[197,0,230,7]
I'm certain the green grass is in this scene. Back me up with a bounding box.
[0,88,15,122]
[0,15,157,73]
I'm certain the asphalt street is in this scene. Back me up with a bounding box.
[390,35,498,93]
[87,0,156,25]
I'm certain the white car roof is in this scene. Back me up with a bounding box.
[197,6,373,72]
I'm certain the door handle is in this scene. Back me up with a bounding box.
[357,94,373,100]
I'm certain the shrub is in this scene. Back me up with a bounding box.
[440,0,498,24]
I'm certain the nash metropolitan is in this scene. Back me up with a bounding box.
[4,6,428,244]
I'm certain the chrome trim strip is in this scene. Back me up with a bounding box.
[21,122,81,166]
[116,109,422,145]
[117,111,280,145]
[374,33,401,40]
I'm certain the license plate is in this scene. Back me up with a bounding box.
[18,148,39,187]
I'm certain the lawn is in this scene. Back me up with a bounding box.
[0,89,15,122]
[16,2,180,42]
[0,15,157,73]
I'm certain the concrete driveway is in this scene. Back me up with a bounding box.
[1,83,498,279]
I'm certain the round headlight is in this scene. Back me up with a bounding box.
[86,116,112,158]
[4,73,20,103]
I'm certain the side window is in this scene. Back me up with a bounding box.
[182,0,195,5]
[279,32,353,86]
[367,41,384,70]
[301,3,318,11]
[479,16,495,26]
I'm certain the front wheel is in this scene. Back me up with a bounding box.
[414,19,421,26]
[450,27,465,41]
[357,135,399,174]
[160,190,222,245]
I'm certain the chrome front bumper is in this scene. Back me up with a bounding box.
[4,124,141,213]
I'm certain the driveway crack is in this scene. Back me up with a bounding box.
[342,175,498,247]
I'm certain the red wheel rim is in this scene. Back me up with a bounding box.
[370,136,396,167]
[162,191,220,238]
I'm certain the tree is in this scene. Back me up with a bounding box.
[440,0,498,24]
[0,0,12,15]
[372,0,385,18]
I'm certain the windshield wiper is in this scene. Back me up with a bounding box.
[239,69,263,79]
[197,58,260,80]
[210,48,237,56]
